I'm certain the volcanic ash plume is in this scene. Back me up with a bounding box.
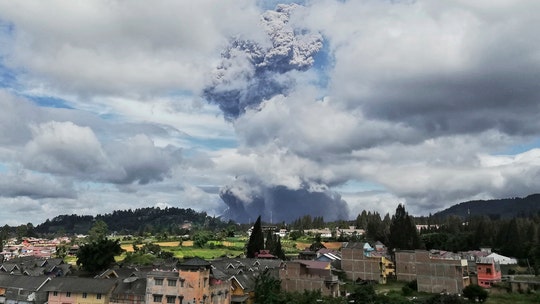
[203,4,323,120]
[220,180,349,223]
[204,4,345,223]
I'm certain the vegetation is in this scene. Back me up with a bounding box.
[388,204,422,252]
[247,216,265,258]
[462,284,488,302]
[76,238,123,273]
[35,207,233,235]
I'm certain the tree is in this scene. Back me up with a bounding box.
[254,269,282,304]
[76,238,123,273]
[462,284,488,302]
[388,204,422,252]
[247,216,265,258]
[87,220,108,243]
[192,231,211,248]
[265,230,276,254]
[348,284,377,304]
[55,242,69,260]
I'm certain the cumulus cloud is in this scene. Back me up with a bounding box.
[207,0,540,220]
[23,121,112,176]
[0,0,263,97]
[21,121,182,185]
[0,169,75,199]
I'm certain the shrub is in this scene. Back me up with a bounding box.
[463,284,488,302]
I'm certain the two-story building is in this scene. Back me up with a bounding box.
[341,242,394,284]
[146,258,231,304]
[43,277,117,304]
[476,257,502,288]
[279,260,339,297]
[395,250,470,294]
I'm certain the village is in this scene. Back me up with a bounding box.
[0,221,537,304]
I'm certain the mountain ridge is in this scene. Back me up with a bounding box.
[432,193,540,219]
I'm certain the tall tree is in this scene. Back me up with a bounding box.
[87,220,109,243]
[388,204,422,252]
[76,238,123,273]
[265,230,276,254]
[247,216,265,258]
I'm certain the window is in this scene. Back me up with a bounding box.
[155,278,164,286]
[66,292,71,297]
[167,296,176,304]
[82,293,88,299]
[168,280,177,287]
[153,295,163,302]
[53,291,58,297]
[97,294,102,299]
[486,268,492,274]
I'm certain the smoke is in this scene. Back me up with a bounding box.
[203,4,323,120]
[205,4,348,223]
[220,179,349,223]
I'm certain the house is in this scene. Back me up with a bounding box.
[228,274,256,304]
[395,250,470,294]
[43,277,117,304]
[476,257,502,288]
[0,257,71,277]
[486,252,517,265]
[0,274,51,304]
[211,257,283,304]
[145,257,231,304]
[254,250,275,259]
[279,260,340,297]
[341,242,394,284]
[110,277,146,304]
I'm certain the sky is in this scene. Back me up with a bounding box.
[0,0,539,225]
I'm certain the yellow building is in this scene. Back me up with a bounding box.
[44,277,117,304]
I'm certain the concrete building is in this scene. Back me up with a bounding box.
[279,261,339,297]
[395,250,470,294]
[44,277,117,304]
[341,242,395,284]
[476,257,502,288]
[146,258,230,304]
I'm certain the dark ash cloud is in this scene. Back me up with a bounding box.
[203,4,323,120]
[220,181,349,223]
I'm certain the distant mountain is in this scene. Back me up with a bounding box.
[433,193,540,219]
[35,207,230,235]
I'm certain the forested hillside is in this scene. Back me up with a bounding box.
[35,207,231,235]
[433,193,540,219]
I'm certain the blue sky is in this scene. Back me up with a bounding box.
[0,0,539,225]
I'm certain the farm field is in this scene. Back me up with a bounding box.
[117,237,344,260]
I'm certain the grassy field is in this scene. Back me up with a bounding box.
[485,292,540,304]
[118,236,331,260]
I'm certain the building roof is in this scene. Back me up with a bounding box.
[111,277,146,296]
[486,253,518,265]
[296,260,330,270]
[42,277,117,294]
[230,273,257,291]
[342,242,365,249]
[179,257,211,269]
[0,273,51,291]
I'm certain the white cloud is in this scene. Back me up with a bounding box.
[1,1,540,224]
